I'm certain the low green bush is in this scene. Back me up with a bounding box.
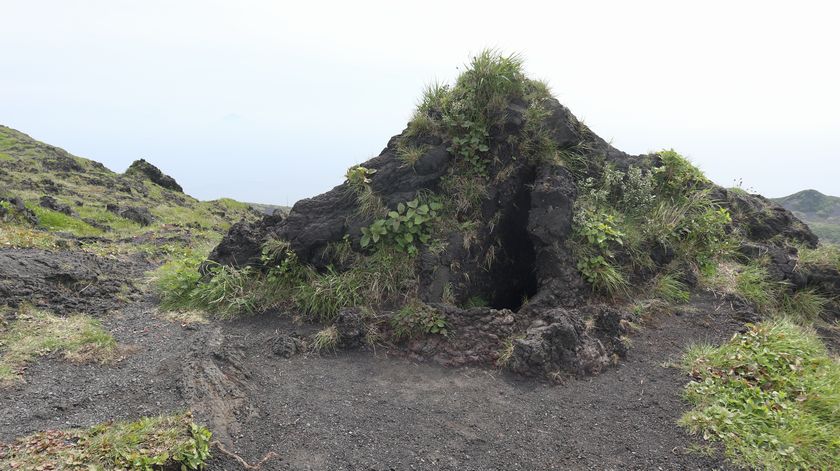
[680,320,840,470]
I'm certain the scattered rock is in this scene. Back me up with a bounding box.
[39,195,77,217]
[0,196,39,225]
[119,206,155,226]
[270,333,306,358]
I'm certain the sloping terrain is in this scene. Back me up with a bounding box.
[774,189,840,244]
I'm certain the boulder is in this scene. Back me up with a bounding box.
[125,158,184,193]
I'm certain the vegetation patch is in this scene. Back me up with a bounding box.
[570,154,734,296]
[154,238,418,323]
[30,205,103,237]
[0,223,59,250]
[0,411,211,470]
[0,307,117,384]
[679,320,840,470]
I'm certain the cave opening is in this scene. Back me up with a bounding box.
[488,168,539,311]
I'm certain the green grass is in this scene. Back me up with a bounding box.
[797,243,840,270]
[679,320,840,470]
[396,143,429,168]
[652,274,691,304]
[0,307,117,384]
[75,204,142,233]
[0,412,211,469]
[29,204,103,237]
[735,263,780,314]
[781,289,830,322]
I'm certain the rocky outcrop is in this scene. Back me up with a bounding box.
[125,158,184,193]
[716,188,818,247]
[208,81,820,377]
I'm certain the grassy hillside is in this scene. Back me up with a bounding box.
[0,124,261,253]
[773,190,840,244]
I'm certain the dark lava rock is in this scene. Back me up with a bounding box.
[715,187,818,248]
[208,212,285,268]
[0,196,39,226]
[119,206,155,226]
[125,158,184,193]
[42,153,85,173]
[0,248,145,315]
[39,195,77,217]
[271,333,306,358]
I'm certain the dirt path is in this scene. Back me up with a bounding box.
[1,293,741,470]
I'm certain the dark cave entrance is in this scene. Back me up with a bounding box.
[488,168,539,311]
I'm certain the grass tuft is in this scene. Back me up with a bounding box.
[652,274,690,304]
[312,325,339,352]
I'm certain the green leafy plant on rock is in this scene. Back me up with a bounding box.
[391,302,449,340]
[572,206,628,296]
[361,197,442,255]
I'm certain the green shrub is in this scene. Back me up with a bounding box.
[153,250,205,311]
[396,143,429,168]
[654,149,708,198]
[572,205,628,296]
[576,255,628,296]
[190,263,259,317]
[680,320,840,470]
[438,50,527,176]
[294,267,364,323]
[312,325,339,352]
[153,250,264,318]
[781,289,830,322]
[796,243,840,270]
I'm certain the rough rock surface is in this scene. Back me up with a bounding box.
[715,187,818,247]
[0,248,145,315]
[105,204,155,226]
[125,158,184,193]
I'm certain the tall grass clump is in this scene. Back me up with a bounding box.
[680,320,840,470]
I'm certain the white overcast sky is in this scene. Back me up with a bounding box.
[1,1,838,204]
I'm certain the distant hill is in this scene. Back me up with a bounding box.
[0,124,262,249]
[773,190,840,244]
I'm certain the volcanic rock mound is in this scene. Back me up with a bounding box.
[209,52,822,377]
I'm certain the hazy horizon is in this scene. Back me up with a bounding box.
[2,1,837,205]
